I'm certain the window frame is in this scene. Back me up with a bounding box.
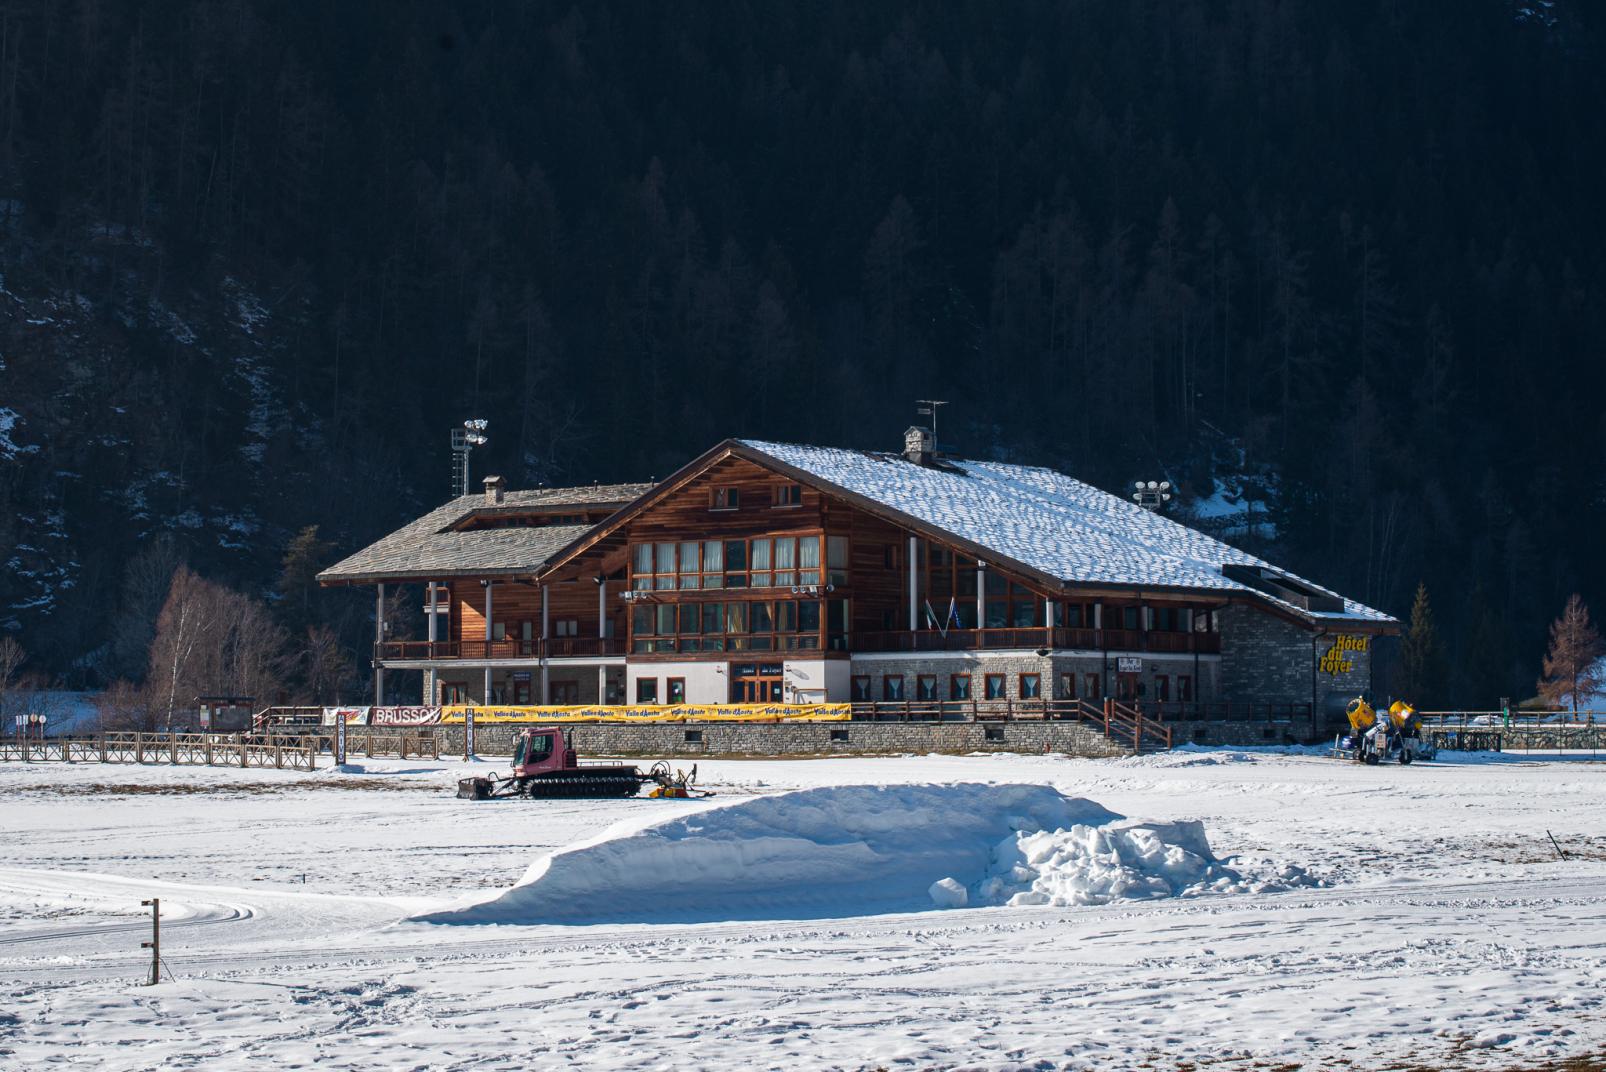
[666,677,686,704]
[916,674,938,701]
[635,677,659,704]
[709,485,741,511]
[984,673,1006,700]
[851,675,872,701]
[1019,673,1041,700]
[882,674,906,701]
[950,673,972,701]
[771,482,804,508]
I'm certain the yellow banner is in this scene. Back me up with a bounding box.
[439,703,850,724]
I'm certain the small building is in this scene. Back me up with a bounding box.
[317,433,1397,720]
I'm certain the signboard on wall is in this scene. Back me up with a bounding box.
[334,716,347,766]
[1319,635,1370,676]
[1117,657,1144,673]
[464,706,476,758]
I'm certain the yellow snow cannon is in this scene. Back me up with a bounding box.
[1387,701,1420,732]
[1345,697,1377,733]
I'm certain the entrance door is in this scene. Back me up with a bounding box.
[1116,672,1140,702]
[730,662,784,702]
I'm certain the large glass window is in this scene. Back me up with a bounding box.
[679,542,701,589]
[703,540,724,588]
[725,540,748,587]
[630,535,825,591]
[827,536,849,586]
[630,598,824,652]
[774,537,796,586]
[750,538,772,586]
[799,537,821,585]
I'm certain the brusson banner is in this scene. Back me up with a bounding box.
[438,703,850,724]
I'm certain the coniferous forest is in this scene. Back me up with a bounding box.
[0,1,1602,706]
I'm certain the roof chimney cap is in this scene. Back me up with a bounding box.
[483,474,506,504]
[903,425,935,465]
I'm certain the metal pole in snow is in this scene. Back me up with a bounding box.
[140,898,160,986]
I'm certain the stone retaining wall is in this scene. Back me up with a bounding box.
[397,717,1334,759]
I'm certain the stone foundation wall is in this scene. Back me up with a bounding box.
[395,716,1326,760]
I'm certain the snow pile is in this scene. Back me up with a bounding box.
[967,819,1235,907]
[415,783,1266,926]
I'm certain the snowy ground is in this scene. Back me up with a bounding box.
[2,748,1604,1070]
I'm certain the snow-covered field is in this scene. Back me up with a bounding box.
[2,748,1604,1070]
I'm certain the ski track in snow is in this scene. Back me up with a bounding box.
[0,750,1603,1070]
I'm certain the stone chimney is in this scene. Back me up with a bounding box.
[483,474,506,504]
[903,426,935,466]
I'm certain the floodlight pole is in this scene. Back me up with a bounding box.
[451,420,489,498]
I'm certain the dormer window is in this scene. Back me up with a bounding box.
[710,486,740,511]
[772,482,803,507]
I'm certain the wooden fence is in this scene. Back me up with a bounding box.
[0,732,319,771]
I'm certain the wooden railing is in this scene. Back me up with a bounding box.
[377,637,627,660]
[379,628,1221,661]
[0,732,319,770]
[1103,700,1172,753]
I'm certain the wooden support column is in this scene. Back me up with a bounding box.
[426,581,439,705]
[483,581,494,704]
[907,535,918,631]
[374,584,386,706]
[540,584,550,704]
[597,577,609,707]
[976,561,986,632]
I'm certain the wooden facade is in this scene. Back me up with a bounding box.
[339,440,1395,708]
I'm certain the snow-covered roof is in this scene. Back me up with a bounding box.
[318,483,652,584]
[738,440,1393,625]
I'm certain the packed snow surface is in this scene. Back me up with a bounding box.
[420,784,1260,924]
[4,749,1606,1071]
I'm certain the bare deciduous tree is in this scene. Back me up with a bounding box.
[147,567,291,729]
[1538,594,1605,715]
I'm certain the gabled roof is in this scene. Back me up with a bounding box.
[317,483,652,585]
[733,440,1393,626]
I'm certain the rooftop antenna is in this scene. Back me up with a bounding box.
[451,419,489,498]
[916,400,948,448]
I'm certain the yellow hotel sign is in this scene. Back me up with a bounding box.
[1318,635,1369,676]
[440,703,850,724]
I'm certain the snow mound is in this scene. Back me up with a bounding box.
[968,819,1238,907]
[414,783,1262,926]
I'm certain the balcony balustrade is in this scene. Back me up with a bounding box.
[376,627,1219,662]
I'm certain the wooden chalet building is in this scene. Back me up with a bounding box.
[318,429,1398,719]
